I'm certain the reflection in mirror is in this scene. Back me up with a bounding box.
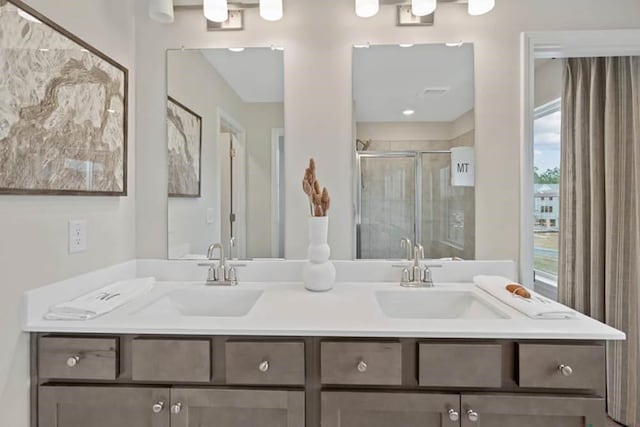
[167,48,284,260]
[353,44,476,260]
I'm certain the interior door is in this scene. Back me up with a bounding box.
[357,154,417,259]
[460,394,605,427]
[322,391,460,427]
[230,133,247,259]
[38,386,170,427]
[170,389,304,427]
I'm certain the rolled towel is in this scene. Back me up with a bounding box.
[45,277,155,321]
[473,275,577,319]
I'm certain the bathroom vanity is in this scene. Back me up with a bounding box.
[24,261,624,427]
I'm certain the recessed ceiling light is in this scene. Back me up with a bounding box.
[402,109,415,116]
[445,41,464,48]
[18,10,41,23]
[353,43,371,49]
[399,44,414,48]
[228,47,245,52]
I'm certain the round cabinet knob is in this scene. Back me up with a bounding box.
[356,360,368,373]
[152,402,165,414]
[66,355,81,368]
[559,364,573,377]
[171,403,182,415]
[448,409,459,421]
[259,360,270,373]
[467,409,479,422]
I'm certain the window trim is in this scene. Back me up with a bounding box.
[520,30,640,289]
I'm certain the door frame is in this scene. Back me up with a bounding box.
[217,108,246,258]
[520,29,640,287]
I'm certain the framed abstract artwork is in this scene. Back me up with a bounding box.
[0,0,128,196]
[167,97,202,198]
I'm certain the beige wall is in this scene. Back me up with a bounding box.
[135,0,640,263]
[535,59,563,108]
[0,1,136,426]
[244,103,285,258]
[167,51,283,258]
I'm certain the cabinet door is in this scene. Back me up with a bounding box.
[170,388,304,427]
[460,394,605,427]
[322,392,460,427]
[39,386,170,427]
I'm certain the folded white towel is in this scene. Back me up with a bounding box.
[45,277,155,321]
[473,275,577,320]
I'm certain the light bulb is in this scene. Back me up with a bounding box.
[412,0,436,17]
[260,0,283,21]
[355,0,379,18]
[204,0,228,23]
[148,0,174,23]
[468,0,495,16]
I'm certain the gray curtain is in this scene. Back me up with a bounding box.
[559,57,640,426]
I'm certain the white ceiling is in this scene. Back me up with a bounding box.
[201,48,284,103]
[353,43,475,122]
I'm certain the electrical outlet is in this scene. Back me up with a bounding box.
[68,220,87,254]
[206,208,215,224]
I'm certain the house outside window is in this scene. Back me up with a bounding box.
[533,99,561,288]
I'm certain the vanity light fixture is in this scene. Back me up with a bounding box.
[355,0,379,18]
[412,0,436,17]
[402,109,416,116]
[468,0,495,16]
[18,10,42,23]
[260,0,283,21]
[204,0,228,23]
[148,0,174,23]
[228,47,245,52]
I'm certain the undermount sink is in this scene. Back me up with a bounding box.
[134,288,263,317]
[376,290,509,320]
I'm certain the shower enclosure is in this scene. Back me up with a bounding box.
[356,151,475,260]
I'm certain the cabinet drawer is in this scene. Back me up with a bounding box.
[321,341,401,385]
[225,341,305,385]
[419,343,502,388]
[518,343,605,390]
[39,337,118,380]
[131,338,211,382]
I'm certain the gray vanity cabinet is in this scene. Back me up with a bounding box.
[38,386,170,427]
[321,392,460,427]
[170,389,305,427]
[459,394,605,427]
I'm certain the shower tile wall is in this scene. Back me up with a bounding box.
[360,156,415,259]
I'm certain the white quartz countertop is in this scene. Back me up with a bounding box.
[24,281,626,340]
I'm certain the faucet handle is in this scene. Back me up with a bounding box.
[226,267,238,286]
[207,266,218,282]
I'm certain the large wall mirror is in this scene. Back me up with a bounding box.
[353,44,476,260]
[167,47,284,260]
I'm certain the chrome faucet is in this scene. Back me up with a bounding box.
[400,244,434,287]
[400,237,413,260]
[205,243,238,286]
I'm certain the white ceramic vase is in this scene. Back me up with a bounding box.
[303,216,336,292]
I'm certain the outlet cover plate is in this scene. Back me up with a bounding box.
[68,220,87,254]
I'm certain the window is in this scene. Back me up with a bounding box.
[533,99,561,285]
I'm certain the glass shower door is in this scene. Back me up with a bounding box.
[357,154,416,259]
[421,152,474,260]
